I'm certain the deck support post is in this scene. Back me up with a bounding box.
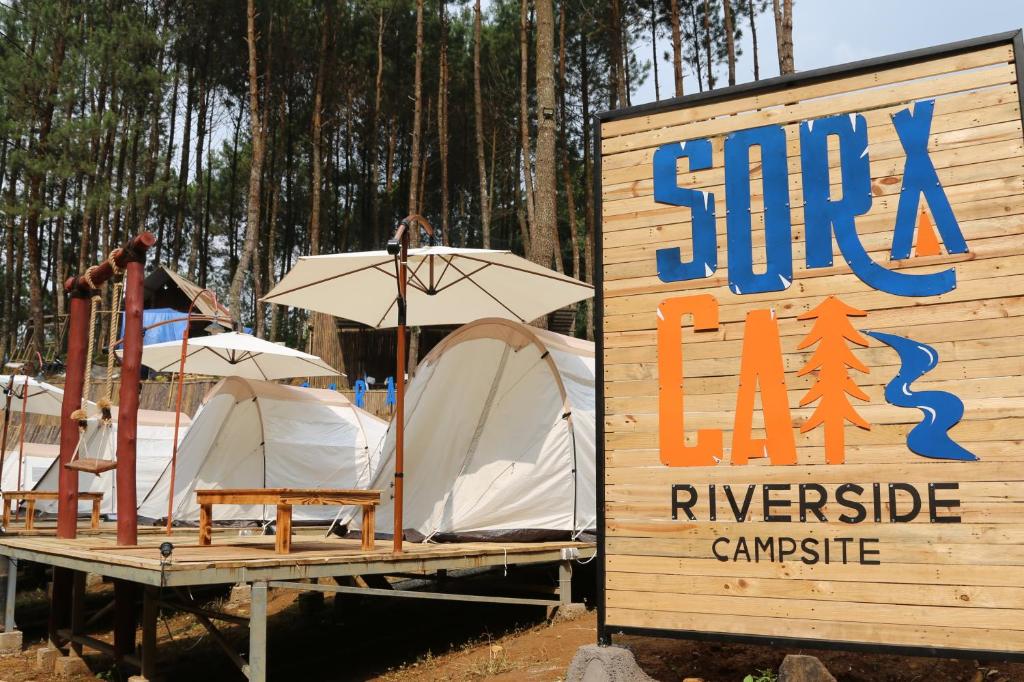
[247,581,268,682]
[558,560,573,607]
[140,586,157,680]
[3,556,15,632]
[70,572,86,658]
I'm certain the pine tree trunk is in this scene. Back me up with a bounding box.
[189,67,210,278]
[473,0,491,248]
[230,0,269,325]
[772,0,784,73]
[670,0,684,96]
[580,32,595,340]
[703,0,714,90]
[308,6,342,386]
[172,66,195,268]
[155,63,179,267]
[723,0,736,86]
[532,0,557,282]
[650,0,660,101]
[779,0,794,74]
[559,2,581,297]
[406,0,426,374]
[749,0,761,80]
[407,0,424,224]
[609,0,627,107]
[518,0,536,251]
[369,9,385,248]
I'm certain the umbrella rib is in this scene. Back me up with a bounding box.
[431,261,492,294]
[296,356,338,375]
[444,259,527,323]
[264,258,395,300]
[456,253,595,288]
[435,255,455,287]
[153,346,207,373]
[373,296,399,328]
[406,256,431,292]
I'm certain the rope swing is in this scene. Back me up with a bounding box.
[65,257,122,476]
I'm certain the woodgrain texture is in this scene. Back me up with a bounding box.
[599,39,1024,655]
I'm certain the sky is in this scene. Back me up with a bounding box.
[632,0,1024,106]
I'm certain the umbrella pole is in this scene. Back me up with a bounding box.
[0,391,12,511]
[392,227,410,554]
[16,376,28,492]
[166,314,193,535]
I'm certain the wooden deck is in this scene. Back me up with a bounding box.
[0,533,596,587]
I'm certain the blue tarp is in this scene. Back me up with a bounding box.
[118,308,188,348]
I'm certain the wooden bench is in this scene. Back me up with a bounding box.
[195,488,382,554]
[2,491,104,530]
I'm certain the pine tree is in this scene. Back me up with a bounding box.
[797,296,872,465]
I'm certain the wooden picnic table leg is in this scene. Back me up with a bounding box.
[198,503,213,546]
[91,498,101,530]
[275,504,292,554]
[2,497,9,528]
[25,499,35,529]
[361,505,375,551]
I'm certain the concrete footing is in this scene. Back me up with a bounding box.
[36,646,58,672]
[550,602,588,622]
[566,644,656,682]
[0,630,21,654]
[54,653,91,679]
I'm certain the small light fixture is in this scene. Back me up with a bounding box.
[159,541,174,559]
[204,317,230,335]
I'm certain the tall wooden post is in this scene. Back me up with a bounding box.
[114,238,151,660]
[49,289,91,645]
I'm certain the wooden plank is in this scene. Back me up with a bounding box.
[601,63,1017,156]
[604,607,1024,652]
[600,44,1015,138]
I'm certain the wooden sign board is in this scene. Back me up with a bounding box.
[596,31,1024,658]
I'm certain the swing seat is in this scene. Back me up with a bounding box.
[65,458,118,475]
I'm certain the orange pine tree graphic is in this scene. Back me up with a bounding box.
[797,296,872,464]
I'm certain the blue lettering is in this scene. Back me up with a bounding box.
[890,99,968,259]
[653,140,718,283]
[724,125,793,294]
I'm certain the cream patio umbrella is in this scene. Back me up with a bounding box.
[130,331,340,381]
[262,214,594,552]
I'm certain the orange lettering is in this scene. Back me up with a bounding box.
[657,294,722,466]
[731,310,797,465]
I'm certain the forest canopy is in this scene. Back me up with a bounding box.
[0,0,791,362]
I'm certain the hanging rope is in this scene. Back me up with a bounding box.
[103,250,124,406]
[80,267,101,408]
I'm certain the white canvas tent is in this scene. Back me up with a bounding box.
[2,442,58,492]
[138,377,387,524]
[348,318,596,542]
[34,409,192,516]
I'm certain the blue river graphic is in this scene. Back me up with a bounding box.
[862,330,978,461]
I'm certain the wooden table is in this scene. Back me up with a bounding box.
[2,491,104,530]
[195,488,381,554]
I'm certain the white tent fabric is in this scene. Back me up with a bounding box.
[33,410,192,515]
[2,442,58,491]
[349,318,595,542]
[138,377,387,524]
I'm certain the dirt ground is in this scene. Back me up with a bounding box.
[1,569,1023,681]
